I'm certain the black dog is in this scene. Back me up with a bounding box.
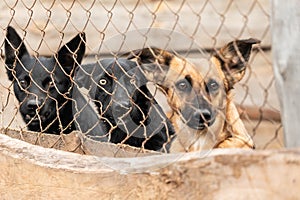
[4,26,86,134]
[74,58,175,152]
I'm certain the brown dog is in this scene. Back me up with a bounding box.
[127,38,259,152]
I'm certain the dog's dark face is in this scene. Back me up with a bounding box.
[4,26,85,132]
[75,58,174,151]
[94,59,152,131]
[128,39,260,133]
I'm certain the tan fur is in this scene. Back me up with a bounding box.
[128,38,259,152]
[167,109,225,152]
[163,59,227,152]
[216,92,254,149]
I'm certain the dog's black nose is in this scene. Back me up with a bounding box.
[27,99,42,110]
[185,108,214,130]
[194,108,212,123]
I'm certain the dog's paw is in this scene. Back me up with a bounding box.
[216,137,255,149]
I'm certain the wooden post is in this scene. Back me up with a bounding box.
[272,1,300,147]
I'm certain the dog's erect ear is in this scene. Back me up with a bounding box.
[127,47,174,84]
[56,32,86,76]
[215,38,260,89]
[4,26,29,81]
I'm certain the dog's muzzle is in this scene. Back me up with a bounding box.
[184,108,216,130]
[22,98,53,126]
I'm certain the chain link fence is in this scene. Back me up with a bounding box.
[0,0,283,156]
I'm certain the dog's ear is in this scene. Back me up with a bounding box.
[127,47,174,84]
[214,38,260,89]
[4,26,29,81]
[56,32,86,76]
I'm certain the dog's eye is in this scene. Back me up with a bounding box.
[99,78,107,86]
[45,78,55,90]
[48,81,55,89]
[42,77,55,90]
[175,79,191,92]
[206,79,219,93]
[19,79,28,89]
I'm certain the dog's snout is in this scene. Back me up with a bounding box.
[27,99,42,110]
[194,108,212,122]
[183,107,215,130]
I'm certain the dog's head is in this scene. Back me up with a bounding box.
[4,26,86,132]
[128,39,260,133]
[93,59,156,128]
[75,58,174,151]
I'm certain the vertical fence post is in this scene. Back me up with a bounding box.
[272,0,300,147]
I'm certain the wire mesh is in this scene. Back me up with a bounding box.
[0,0,283,156]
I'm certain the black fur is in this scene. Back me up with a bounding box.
[75,58,175,152]
[4,26,86,134]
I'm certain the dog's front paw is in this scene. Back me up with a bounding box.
[216,137,255,149]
